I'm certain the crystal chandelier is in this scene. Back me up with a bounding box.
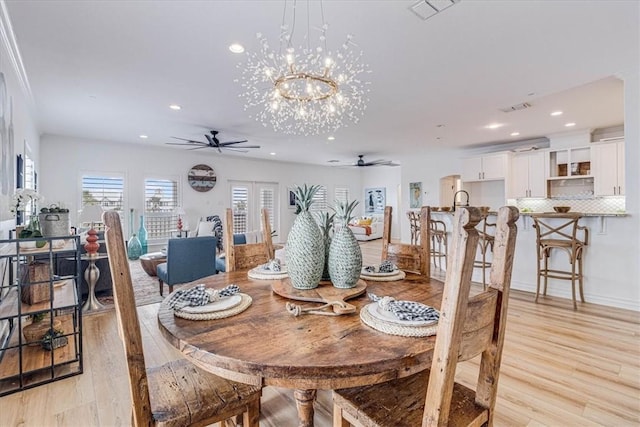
[237,0,371,136]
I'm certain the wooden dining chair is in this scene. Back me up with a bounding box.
[382,205,431,277]
[333,206,519,427]
[224,208,274,272]
[103,211,262,427]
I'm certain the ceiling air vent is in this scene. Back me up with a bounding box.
[499,102,532,113]
[409,0,460,21]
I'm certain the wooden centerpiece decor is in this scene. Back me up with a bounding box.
[286,184,325,290]
[329,199,362,288]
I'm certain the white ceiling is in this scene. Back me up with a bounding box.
[4,0,636,166]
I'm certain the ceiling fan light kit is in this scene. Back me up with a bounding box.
[237,0,371,136]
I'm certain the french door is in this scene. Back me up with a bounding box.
[229,181,278,236]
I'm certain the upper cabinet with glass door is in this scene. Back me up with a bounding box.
[547,147,594,198]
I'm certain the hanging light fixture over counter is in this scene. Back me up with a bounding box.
[236,0,371,136]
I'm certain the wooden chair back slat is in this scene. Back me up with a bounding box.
[382,206,431,277]
[423,206,519,425]
[224,208,274,272]
[422,207,482,425]
[103,211,154,426]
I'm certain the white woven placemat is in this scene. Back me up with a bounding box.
[248,268,289,280]
[360,303,438,337]
[174,293,252,320]
[360,270,406,282]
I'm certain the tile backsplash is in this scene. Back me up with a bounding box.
[508,196,626,214]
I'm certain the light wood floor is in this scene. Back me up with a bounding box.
[1,240,639,426]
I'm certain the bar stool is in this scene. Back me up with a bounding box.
[473,209,495,289]
[429,214,447,270]
[407,211,421,245]
[531,213,588,310]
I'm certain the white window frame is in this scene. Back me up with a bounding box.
[144,175,180,240]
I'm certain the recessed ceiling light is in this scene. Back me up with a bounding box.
[139,134,148,139]
[551,111,563,116]
[327,136,335,141]
[269,152,276,156]
[510,132,520,137]
[229,43,245,53]
[169,104,181,110]
[565,122,576,127]
[484,123,503,130]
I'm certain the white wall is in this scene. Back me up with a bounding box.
[0,12,41,239]
[39,135,364,245]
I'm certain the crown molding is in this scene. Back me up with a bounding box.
[0,0,35,110]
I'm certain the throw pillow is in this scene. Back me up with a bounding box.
[196,221,215,237]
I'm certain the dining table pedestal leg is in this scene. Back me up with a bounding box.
[294,388,317,427]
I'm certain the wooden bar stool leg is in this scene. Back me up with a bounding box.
[578,253,585,303]
[543,251,549,296]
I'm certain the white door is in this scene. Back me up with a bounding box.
[229,181,278,235]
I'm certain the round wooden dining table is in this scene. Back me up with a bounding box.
[157,270,444,427]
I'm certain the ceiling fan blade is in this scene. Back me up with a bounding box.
[166,142,206,146]
[233,145,260,149]
[219,140,249,146]
[223,147,249,153]
[187,145,209,151]
[171,136,202,143]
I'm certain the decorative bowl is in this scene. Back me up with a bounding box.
[431,206,441,212]
[553,206,571,213]
[440,207,451,212]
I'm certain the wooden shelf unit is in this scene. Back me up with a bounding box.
[0,235,83,397]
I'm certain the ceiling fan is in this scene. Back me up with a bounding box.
[351,155,399,167]
[167,130,260,153]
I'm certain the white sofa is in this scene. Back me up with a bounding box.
[347,215,384,241]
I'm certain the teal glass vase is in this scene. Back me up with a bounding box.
[138,215,148,255]
[127,209,142,260]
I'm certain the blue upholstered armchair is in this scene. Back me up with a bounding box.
[157,236,218,296]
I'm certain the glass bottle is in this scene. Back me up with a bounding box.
[138,214,148,255]
[127,209,142,260]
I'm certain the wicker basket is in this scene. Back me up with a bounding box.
[23,317,62,346]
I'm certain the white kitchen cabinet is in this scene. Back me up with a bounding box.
[461,153,508,182]
[508,151,546,198]
[593,140,624,196]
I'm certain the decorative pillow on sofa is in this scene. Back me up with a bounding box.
[358,218,373,226]
[196,221,215,237]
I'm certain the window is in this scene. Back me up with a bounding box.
[81,175,124,212]
[144,177,179,239]
[230,181,279,235]
[310,185,328,212]
[334,186,350,205]
[231,185,249,234]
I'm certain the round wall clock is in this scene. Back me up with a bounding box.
[187,164,217,192]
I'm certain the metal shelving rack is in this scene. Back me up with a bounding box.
[0,235,83,396]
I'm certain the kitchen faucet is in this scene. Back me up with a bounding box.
[452,190,469,212]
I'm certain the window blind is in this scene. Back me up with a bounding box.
[144,178,179,239]
[82,176,124,212]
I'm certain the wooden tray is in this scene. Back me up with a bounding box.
[271,278,367,314]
